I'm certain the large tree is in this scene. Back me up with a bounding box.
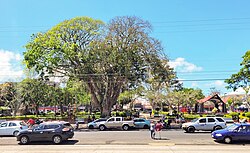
[24,16,177,117]
[225,50,250,110]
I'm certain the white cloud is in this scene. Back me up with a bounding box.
[191,82,198,88]
[0,49,24,82]
[205,80,225,89]
[169,57,203,72]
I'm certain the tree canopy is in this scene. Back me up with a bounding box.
[24,16,179,117]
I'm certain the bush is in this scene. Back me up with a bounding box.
[246,112,250,118]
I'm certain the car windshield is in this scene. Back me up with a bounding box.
[191,119,198,122]
[226,124,239,131]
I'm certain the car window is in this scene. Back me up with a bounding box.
[139,119,144,122]
[9,122,17,127]
[44,124,60,129]
[208,118,215,122]
[199,118,206,123]
[246,126,250,132]
[108,118,114,122]
[116,118,121,121]
[134,119,139,122]
[0,122,7,127]
[238,126,247,132]
[216,118,225,122]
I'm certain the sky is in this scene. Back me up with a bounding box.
[0,0,250,96]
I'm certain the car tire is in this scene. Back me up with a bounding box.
[53,135,62,144]
[13,131,19,137]
[20,136,29,145]
[187,126,195,133]
[143,125,149,129]
[213,126,222,131]
[99,125,106,131]
[122,125,129,131]
[89,125,94,129]
[224,136,232,144]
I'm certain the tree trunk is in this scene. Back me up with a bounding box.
[35,105,39,117]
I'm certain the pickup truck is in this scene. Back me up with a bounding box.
[98,117,135,131]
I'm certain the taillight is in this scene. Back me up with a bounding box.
[62,128,70,132]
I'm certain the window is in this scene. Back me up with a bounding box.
[116,118,121,121]
[108,118,114,122]
[9,122,17,127]
[44,124,60,129]
[216,118,225,122]
[208,118,215,122]
[0,122,7,127]
[199,118,206,123]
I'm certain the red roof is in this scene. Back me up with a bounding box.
[197,94,225,103]
[197,95,213,103]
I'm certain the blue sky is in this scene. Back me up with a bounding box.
[0,0,250,95]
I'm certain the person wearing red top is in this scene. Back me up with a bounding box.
[155,120,163,139]
[27,118,35,128]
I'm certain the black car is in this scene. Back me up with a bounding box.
[17,121,74,145]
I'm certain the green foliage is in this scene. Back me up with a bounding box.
[245,112,250,118]
[183,114,200,120]
[229,112,239,116]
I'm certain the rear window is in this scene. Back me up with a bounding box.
[208,118,215,122]
[63,123,73,129]
[216,118,225,122]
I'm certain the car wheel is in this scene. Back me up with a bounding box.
[187,126,195,133]
[143,125,149,129]
[224,136,232,144]
[20,136,29,145]
[122,125,129,131]
[99,125,106,131]
[89,125,94,129]
[13,131,19,137]
[53,135,62,144]
[213,126,222,131]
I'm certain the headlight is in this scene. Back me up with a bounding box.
[215,133,222,137]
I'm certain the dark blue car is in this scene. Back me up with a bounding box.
[211,123,250,143]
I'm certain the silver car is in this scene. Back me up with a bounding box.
[182,117,227,133]
[87,118,107,129]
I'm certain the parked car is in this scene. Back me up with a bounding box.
[16,121,74,145]
[98,117,135,131]
[211,123,250,144]
[88,118,107,129]
[0,121,28,136]
[182,117,227,133]
[133,118,150,129]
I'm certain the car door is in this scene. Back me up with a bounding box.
[8,122,19,135]
[196,118,207,130]
[206,118,216,130]
[246,125,250,141]
[32,125,46,141]
[237,125,248,140]
[43,124,59,141]
[106,118,115,128]
[0,122,8,135]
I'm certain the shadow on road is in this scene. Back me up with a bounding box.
[214,140,250,145]
[18,140,79,145]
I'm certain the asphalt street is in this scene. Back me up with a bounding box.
[0,129,249,146]
[1,145,250,153]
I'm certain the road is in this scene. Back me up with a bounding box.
[0,129,249,146]
[1,130,250,153]
[1,145,250,153]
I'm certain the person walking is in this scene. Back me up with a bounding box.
[154,120,163,140]
[150,121,155,139]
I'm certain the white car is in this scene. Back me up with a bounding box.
[182,117,227,133]
[0,121,28,136]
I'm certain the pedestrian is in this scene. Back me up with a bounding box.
[150,121,155,139]
[26,118,35,128]
[92,114,96,121]
[155,120,163,140]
